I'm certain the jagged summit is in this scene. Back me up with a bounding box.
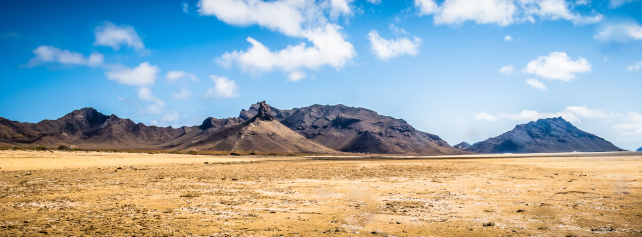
[256,101,274,121]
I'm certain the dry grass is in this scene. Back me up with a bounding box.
[1,150,641,236]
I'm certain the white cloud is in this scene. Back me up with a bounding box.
[182,2,189,13]
[288,71,307,81]
[520,0,602,25]
[200,0,356,80]
[415,0,439,16]
[522,52,591,81]
[594,23,642,43]
[526,78,547,90]
[435,0,517,26]
[504,35,513,41]
[166,70,198,83]
[368,30,421,61]
[389,24,408,35]
[328,0,353,18]
[30,45,103,67]
[173,88,192,99]
[627,60,642,71]
[499,64,515,75]
[613,111,642,140]
[494,106,612,123]
[138,87,166,114]
[198,0,312,37]
[367,0,381,4]
[415,0,602,26]
[219,24,355,79]
[105,62,160,86]
[162,111,179,122]
[609,0,638,8]
[94,22,145,51]
[475,112,498,121]
[204,75,239,98]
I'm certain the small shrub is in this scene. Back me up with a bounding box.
[57,145,71,151]
[34,146,47,151]
[11,146,21,150]
[187,151,198,155]
[230,152,241,156]
[169,151,181,154]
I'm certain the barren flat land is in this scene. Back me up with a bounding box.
[1,151,640,236]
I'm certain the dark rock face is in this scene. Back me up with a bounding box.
[637,147,642,152]
[256,101,275,121]
[454,142,471,150]
[467,117,622,153]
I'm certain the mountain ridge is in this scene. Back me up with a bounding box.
[0,102,462,155]
[466,117,622,153]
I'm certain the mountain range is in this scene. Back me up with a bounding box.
[460,117,623,153]
[0,102,462,155]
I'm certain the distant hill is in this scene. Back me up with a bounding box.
[454,142,471,150]
[467,117,622,153]
[637,147,642,152]
[0,102,462,155]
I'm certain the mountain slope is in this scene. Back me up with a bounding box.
[467,117,622,153]
[454,142,471,150]
[637,147,642,152]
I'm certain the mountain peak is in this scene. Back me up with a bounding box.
[256,101,274,121]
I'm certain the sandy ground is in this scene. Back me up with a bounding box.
[0,150,640,236]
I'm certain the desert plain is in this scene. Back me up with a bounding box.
[0,150,640,236]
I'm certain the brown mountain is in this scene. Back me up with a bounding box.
[237,103,463,155]
[0,102,462,155]
[164,102,335,154]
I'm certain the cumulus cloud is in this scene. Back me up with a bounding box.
[166,70,198,83]
[288,71,307,81]
[162,111,179,122]
[613,111,642,140]
[525,78,547,90]
[475,112,498,121]
[415,0,602,26]
[94,22,145,51]
[219,24,355,80]
[105,62,160,86]
[594,22,642,43]
[627,60,642,71]
[138,87,166,114]
[499,64,515,75]
[415,0,439,16]
[504,35,513,41]
[522,52,591,81]
[204,75,239,98]
[29,45,103,67]
[435,0,516,26]
[200,0,356,81]
[173,88,192,99]
[368,30,421,61]
[367,0,381,4]
[520,0,602,25]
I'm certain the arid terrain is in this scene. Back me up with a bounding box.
[1,150,640,236]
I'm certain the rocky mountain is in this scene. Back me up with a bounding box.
[637,147,642,152]
[239,103,462,155]
[0,102,462,155]
[453,142,471,150]
[164,102,335,154]
[466,117,622,153]
[0,108,192,149]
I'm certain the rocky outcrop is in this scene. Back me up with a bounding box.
[467,117,622,153]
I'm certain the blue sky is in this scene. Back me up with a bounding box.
[1,0,641,150]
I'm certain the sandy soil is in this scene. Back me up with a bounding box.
[0,150,640,236]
